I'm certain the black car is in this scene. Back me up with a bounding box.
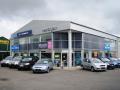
[100,58,115,69]
[18,56,39,70]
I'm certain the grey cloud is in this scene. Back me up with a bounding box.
[0,0,48,18]
[0,0,120,38]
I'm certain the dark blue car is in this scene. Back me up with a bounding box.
[100,58,115,69]
[109,58,120,68]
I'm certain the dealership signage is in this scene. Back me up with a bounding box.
[11,30,32,38]
[39,42,48,49]
[11,45,19,51]
[104,43,110,51]
[48,40,52,49]
[39,41,52,49]
[17,30,32,38]
[0,40,9,44]
[42,27,57,33]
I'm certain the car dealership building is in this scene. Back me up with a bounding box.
[10,20,120,68]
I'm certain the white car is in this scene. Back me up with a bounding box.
[81,58,107,72]
[32,59,54,73]
[9,56,23,68]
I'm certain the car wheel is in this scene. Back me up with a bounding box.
[51,67,53,70]
[9,66,12,68]
[46,68,50,73]
[91,67,95,72]
[1,64,4,67]
[33,71,36,74]
[82,66,85,70]
[18,68,21,71]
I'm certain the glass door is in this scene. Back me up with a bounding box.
[62,53,67,67]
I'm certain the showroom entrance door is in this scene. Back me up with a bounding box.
[62,53,67,67]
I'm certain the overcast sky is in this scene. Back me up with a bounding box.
[0,0,120,38]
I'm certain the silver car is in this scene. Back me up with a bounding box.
[9,56,23,68]
[32,59,54,73]
[0,56,14,67]
[81,58,107,72]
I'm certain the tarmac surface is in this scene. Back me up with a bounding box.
[0,67,120,90]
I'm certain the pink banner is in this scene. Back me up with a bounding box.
[48,40,52,49]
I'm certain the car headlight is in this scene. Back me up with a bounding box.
[95,65,100,68]
[42,66,48,69]
[6,61,10,64]
[14,61,19,65]
[25,63,30,65]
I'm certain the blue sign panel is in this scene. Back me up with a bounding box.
[17,30,32,38]
[11,45,19,51]
[104,43,110,51]
[39,42,48,49]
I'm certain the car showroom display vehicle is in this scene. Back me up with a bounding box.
[81,58,107,72]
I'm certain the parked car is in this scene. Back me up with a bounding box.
[109,58,120,68]
[32,59,54,73]
[18,56,39,70]
[81,58,107,72]
[100,58,115,69]
[9,56,23,68]
[0,56,14,67]
[115,58,120,68]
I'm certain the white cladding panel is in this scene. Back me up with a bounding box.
[13,20,70,35]
[70,23,117,40]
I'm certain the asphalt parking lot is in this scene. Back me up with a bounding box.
[0,67,120,90]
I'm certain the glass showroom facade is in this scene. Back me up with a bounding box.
[11,30,117,67]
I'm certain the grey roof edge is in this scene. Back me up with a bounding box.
[70,21,120,38]
[12,20,71,35]
[11,20,120,39]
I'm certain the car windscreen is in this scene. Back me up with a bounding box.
[37,60,49,64]
[91,58,103,63]
[13,57,22,61]
[5,56,13,60]
[22,58,32,61]
[101,58,110,62]
[111,58,118,61]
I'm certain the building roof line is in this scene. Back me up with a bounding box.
[70,21,120,38]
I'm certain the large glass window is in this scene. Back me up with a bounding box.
[19,44,29,51]
[30,35,39,43]
[84,33,104,50]
[12,39,19,45]
[19,37,29,51]
[72,32,82,49]
[29,36,40,50]
[41,33,51,42]
[19,37,29,44]
[53,32,68,48]
[83,33,116,52]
